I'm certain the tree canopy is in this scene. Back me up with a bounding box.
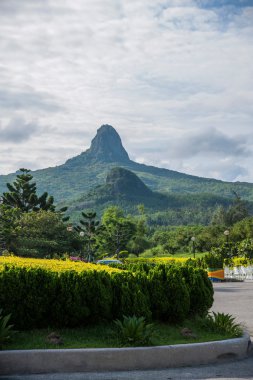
[2,168,55,212]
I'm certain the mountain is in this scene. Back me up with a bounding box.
[1,124,253,207]
[106,167,152,197]
[65,167,237,225]
[66,124,130,165]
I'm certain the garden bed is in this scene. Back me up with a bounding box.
[4,320,241,351]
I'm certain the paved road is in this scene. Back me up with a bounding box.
[211,281,253,336]
[1,354,253,380]
[1,281,253,380]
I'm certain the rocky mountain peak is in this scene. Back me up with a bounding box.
[86,124,130,163]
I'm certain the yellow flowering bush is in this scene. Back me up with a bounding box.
[0,256,121,274]
[224,256,253,267]
[148,257,189,264]
[0,256,151,330]
[126,257,189,265]
[0,256,212,330]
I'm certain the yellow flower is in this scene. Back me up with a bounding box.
[0,256,122,274]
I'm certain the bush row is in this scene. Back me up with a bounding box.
[0,263,213,330]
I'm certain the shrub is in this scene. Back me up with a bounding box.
[0,309,14,349]
[147,265,190,322]
[110,271,151,320]
[204,252,223,269]
[0,257,214,329]
[179,266,213,316]
[0,262,115,329]
[228,256,253,267]
[114,315,155,346]
[237,239,253,259]
[199,312,243,337]
[0,266,55,329]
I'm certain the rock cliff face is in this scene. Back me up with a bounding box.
[85,124,130,163]
[64,124,130,167]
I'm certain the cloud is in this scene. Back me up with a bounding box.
[0,117,45,143]
[0,89,62,112]
[130,127,253,182]
[176,158,249,182]
[0,0,252,182]
[165,128,250,159]
[135,152,250,182]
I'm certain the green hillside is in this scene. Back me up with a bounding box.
[62,167,246,226]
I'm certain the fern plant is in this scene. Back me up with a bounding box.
[0,309,14,349]
[114,315,155,346]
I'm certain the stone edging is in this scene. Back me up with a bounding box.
[0,333,251,376]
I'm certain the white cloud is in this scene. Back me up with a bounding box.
[0,117,43,143]
[0,0,252,182]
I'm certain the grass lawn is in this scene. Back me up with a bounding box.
[4,319,237,350]
[138,251,207,260]
[172,252,207,259]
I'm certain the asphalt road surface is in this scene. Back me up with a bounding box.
[1,281,253,380]
[211,281,253,336]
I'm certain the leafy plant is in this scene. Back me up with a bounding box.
[114,315,155,346]
[204,252,224,269]
[199,312,243,337]
[0,309,14,348]
[237,239,253,259]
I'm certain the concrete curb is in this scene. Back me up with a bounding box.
[0,333,251,376]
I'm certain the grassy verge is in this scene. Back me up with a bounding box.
[4,320,238,350]
[172,252,207,259]
[138,251,207,260]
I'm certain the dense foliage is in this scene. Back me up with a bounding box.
[0,257,213,330]
[1,165,253,263]
[0,210,79,258]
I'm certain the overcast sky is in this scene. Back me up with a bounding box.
[0,0,253,182]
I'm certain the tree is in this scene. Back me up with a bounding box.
[75,211,100,262]
[127,205,150,255]
[2,168,55,212]
[0,211,6,254]
[210,205,226,227]
[225,192,249,226]
[0,204,21,253]
[10,210,78,258]
[211,192,250,227]
[230,217,253,241]
[99,206,136,259]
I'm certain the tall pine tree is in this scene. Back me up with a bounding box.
[2,168,55,212]
[0,201,6,254]
[75,211,100,262]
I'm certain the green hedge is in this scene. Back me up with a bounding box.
[179,266,213,316]
[147,265,190,322]
[0,263,213,330]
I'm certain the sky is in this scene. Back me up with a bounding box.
[0,0,253,182]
